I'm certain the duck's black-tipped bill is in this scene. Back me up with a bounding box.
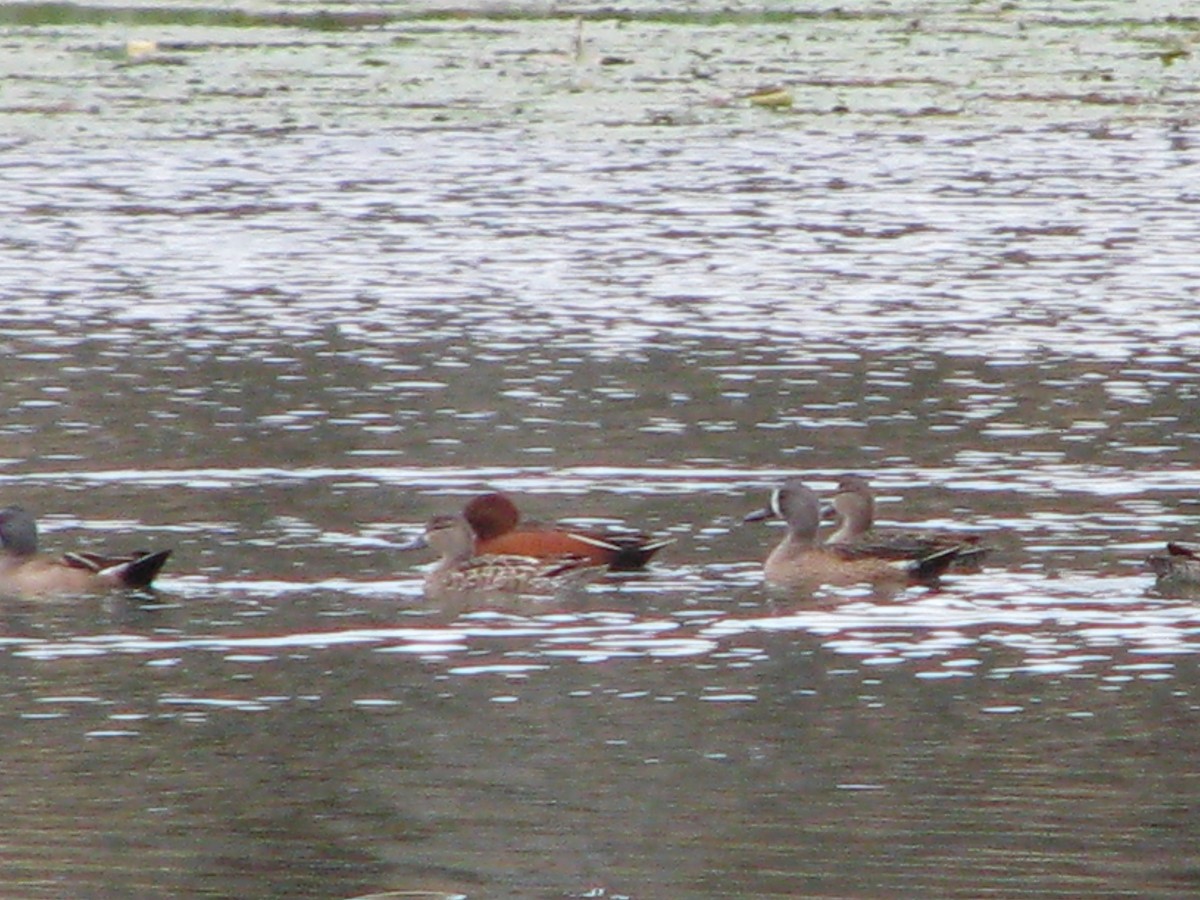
[395,533,429,552]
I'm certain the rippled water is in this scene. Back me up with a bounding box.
[1,2,1199,897]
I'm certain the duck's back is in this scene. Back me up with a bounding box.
[764,546,915,588]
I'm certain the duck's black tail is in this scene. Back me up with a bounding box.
[912,545,961,583]
[114,549,173,589]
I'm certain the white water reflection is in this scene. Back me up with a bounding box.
[8,568,1196,682]
[5,128,1200,362]
[0,462,1194,497]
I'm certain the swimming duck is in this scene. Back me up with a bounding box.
[825,475,989,569]
[1147,541,1200,592]
[463,492,672,571]
[0,505,172,598]
[744,479,963,588]
[401,514,605,597]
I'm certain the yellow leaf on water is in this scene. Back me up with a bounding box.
[747,88,793,109]
[125,39,158,60]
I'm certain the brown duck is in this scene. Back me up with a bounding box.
[0,505,171,597]
[745,479,963,588]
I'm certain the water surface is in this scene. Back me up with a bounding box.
[1,1,1199,897]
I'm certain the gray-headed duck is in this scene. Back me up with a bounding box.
[0,505,171,598]
[825,475,989,570]
[745,479,963,588]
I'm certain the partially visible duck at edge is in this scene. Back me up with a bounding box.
[400,514,606,598]
[744,478,963,588]
[825,474,989,570]
[463,491,673,571]
[1148,541,1200,593]
[0,505,172,598]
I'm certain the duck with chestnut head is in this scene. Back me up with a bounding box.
[400,514,605,599]
[462,491,672,571]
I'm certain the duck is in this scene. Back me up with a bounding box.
[0,505,172,598]
[400,514,606,598]
[825,474,989,569]
[744,478,963,588]
[1147,541,1200,592]
[462,491,672,571]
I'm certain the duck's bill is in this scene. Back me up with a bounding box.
[395,534,429,551]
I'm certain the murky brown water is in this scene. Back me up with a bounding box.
[1,2,1199,898]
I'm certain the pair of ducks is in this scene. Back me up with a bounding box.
[745,476,987,588]
[398,492,674,597]
[403,476,994,597]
